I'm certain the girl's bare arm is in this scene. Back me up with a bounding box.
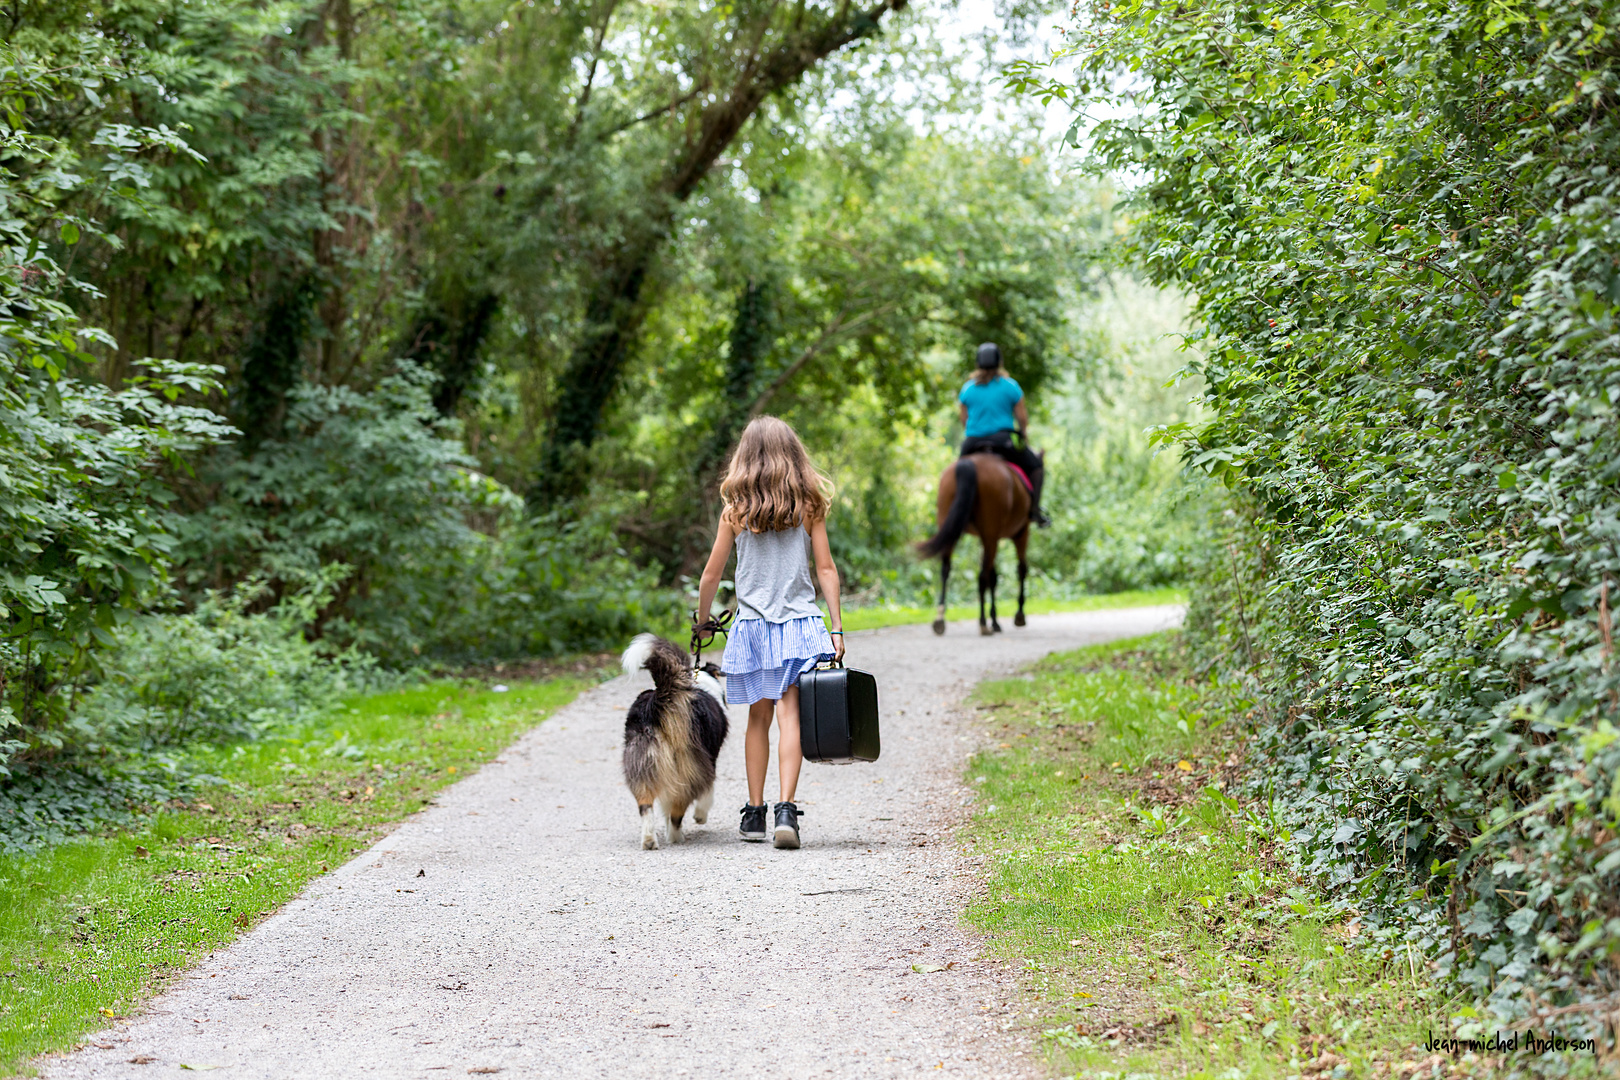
[808,518,845,661]
[1014,398,1029,435]
[696,519,737,630]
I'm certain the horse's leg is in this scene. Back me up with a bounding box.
[933,546,953,636]
[979,538,1000,635]
[988,537,1002,633]
[1014,526,1029,627]
[976,540,989,635]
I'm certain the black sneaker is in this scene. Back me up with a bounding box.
[1030,507,1052,529]
[772,802,803,849]
[739,804,767,842]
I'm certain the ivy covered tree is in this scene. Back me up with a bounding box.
[1031,0,1620,1018]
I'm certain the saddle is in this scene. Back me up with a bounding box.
[961,441,1034,495]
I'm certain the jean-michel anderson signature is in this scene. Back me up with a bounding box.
[1424,1030,1601,1057]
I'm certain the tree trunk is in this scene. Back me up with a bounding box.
[402,289,502,416]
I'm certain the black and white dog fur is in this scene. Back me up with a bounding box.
[621,634,729,849]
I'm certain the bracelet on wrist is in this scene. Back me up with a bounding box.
[829,630,844,636]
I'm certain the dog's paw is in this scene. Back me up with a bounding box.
[692,809,707,825]
[642,833,658,850]
[668,827,683,844]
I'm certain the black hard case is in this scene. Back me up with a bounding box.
[797,664,881,763]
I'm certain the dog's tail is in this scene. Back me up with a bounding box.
[622,633,693,693]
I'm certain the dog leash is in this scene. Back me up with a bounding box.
[689,608,733,669]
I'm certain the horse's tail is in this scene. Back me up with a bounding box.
[916,458,977,558]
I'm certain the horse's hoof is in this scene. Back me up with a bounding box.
[992,623,1003,634]
[932,620,946,636]
[1014,613,1026,627]
[979,624,994,637]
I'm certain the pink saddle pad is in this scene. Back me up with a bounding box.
[1003,461,1033,494]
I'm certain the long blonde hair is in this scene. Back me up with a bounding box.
[720,416,832,533]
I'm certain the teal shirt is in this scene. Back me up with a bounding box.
[959,376,1023,437]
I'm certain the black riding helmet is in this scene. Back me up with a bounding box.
[976,342,1002,369]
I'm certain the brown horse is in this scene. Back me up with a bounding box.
[916,453,1032,636]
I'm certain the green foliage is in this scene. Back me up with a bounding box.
[1047,0,1620,1020]
[87,585,360,749]
[0,35,233,770]
[0,583,376,852]
[173,364,680,665]
[1030,276,1211,596]
[606,129,1101,573]
[354,505,687,667]
[175,363,513,610]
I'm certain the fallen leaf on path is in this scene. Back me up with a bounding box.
[99,1008,116,1017]
[468,1068,502,1075]
[1176,760,1193,772]
[646,1022,670,1029]
[912,963,948,973]
[178,1065,224,1071]
[417,868,425,877]
[128,1057,156,1065]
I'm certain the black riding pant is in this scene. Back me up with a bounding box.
[959,431,1042,481]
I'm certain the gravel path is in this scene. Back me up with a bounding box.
[44,606,1182,1080]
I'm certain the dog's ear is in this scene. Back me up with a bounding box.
[700,662,722,678]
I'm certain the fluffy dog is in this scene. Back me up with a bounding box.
[621,634,729,849]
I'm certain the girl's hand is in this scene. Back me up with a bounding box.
[831,631,846,663]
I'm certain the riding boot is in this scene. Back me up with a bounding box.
[1029,466,1050,528]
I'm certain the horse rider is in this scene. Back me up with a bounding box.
[957,342,1049,528]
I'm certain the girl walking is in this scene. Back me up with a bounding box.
[696,416,845,849]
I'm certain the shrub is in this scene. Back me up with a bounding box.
[1033,438,1208,595]
[1050,0,1620,1023]
[0,39,234,772]
[0,583,377,851]
[350,501,688,666]
[85,582,366,748]
[173,364,513,614]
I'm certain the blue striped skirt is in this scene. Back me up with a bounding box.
[721,615,835,706]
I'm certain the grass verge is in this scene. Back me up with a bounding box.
[963,633,1473,1079]
[0,675,592,1075]
[842,587,1186,633]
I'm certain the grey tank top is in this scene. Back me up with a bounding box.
[733,526,823,623]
